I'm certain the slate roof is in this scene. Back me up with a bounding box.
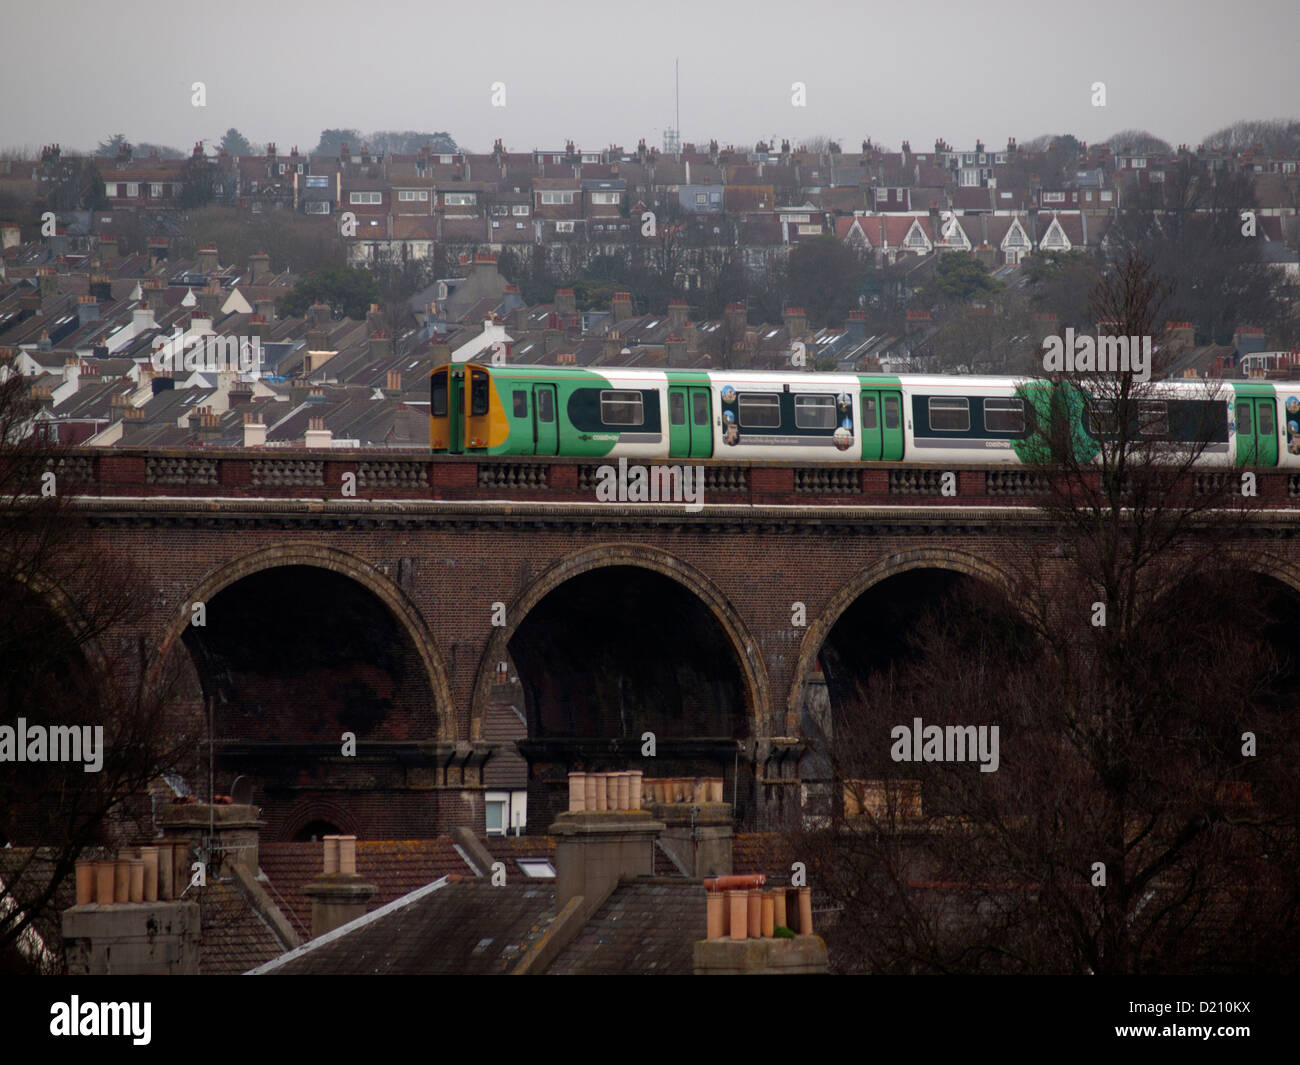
[197,877,293,975]
[546,880,705,974]
[255,880,556,975]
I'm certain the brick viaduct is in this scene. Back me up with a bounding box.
[37,448,1300,840]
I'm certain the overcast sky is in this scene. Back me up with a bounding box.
[3,0,1298,156]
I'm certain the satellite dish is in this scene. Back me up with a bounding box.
[230,775,253,805]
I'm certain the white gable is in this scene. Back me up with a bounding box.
[1039,215,1072,252]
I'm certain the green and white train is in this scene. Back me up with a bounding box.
[431,363,1297,467]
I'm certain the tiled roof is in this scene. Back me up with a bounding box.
[546,880,705,974]
[258,839,475,934]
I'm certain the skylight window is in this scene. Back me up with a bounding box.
[517,860,555,879]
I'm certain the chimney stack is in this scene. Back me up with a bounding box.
[784,306,807,338]
[249,250,270,282]
[243,410,266,447]
[668,298,687,331]
[555,288,576,318]
[611,291,633,323]
[99,235,118,261]
[305,416,332,448]
[303,835,377,938]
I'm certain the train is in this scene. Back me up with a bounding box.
[429,362,1297,467]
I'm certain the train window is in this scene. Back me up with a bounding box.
[669,391,686,426]
[432,374,448,417]
[600,390,643,426]
[1139,401,1168,437]
[1259,402,1275,436]
[513,391,528,417]
[537,389,555,422]
[794,395,836,429]
[470,373,489,416]
[739,393,782,428]
[928,397,970,432]
[1091,399,1121,435]
[1236,402,1251,436]
[883,395,900,429]
[983,398,1024,433]
[693,391,709,425]
[863,395,878,430]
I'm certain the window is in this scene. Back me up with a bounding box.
[960,170,979,186]
[1091,399,1121,435]
[540,190,575,205]
[150,183,163,197]
[1085,191,1093,202]
[512,205,530,216]
[711,191,722,203]
[929,396,970,431]
[554,221,574,233]
[439,154,453,164]
[1101,191,1114,202]
[693,391,709,425]
[1236,402,1252,436]
[125,182,138,197]
[1139,401,1168,436]
[1132,158,1147,168]
[517,860,555,878]
[739,393,782,428]
[862,394,878,429]
[350,191,381,204]
[669,391,686,425]
[304,201,330,214]
[537,389,554,422]
[399,190,430,201]
[591,191,620,204]
[1043,191,1066,203]
[305,175,329,189]
[601,390,643,426]
[513,391,528,417]
[470,373,489,416]
[983,398,1025,433]
[443,192,476,205]
[1259,401,1275,436]
[432,375,448,417]
[515,221,524,229]
[485,798,505,835]
[884,394,900,429]
[696,192,709,204]
[795,395,836,429]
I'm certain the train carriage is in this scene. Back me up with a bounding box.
[431,362,1296,470]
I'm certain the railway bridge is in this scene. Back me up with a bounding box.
[26,448,1300,838]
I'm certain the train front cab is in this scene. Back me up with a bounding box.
[431,363,500,454]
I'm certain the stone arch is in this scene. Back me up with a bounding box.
[151,542,453,740]
[469,542,769,742]
[787,546,1015,720]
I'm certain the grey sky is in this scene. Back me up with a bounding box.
[3,0,1297,155]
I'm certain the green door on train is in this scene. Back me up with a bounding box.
[1232,386,1278,467]
[860,388,904,461]
[668,385,713,459]
[533,384,558,455]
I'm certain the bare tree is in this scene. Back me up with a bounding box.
[794,252,1300,973]
[0,355,198,973]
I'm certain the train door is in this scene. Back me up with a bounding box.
[533,384,558,455]
[668,386,690,458]
[860,390,882,460]
[861,389,905,461]
[448,367,465,454]
[1235,396,1278,467]
[688,386,712,458]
